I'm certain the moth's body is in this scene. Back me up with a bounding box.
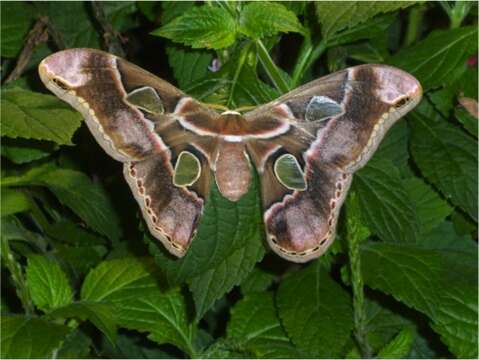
[39,48,422,262]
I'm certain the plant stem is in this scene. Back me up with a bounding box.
[347,194,372,358]
[256,39,290,94]
[291,37,327,88]
[1,237,35,315]
[404,5,424,47]
[226,42,251,108]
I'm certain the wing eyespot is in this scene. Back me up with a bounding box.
[52,77,70,91]
[394,97,410,108]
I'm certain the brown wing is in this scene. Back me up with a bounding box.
[246,64,422,262]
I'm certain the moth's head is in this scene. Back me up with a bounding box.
[371,65,423,114]
[38,49,101,95]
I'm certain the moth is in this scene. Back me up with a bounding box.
[38,48,422,263]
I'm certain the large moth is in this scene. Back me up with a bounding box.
[38,48,422,263]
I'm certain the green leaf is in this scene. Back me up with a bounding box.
[404,178,453,234]
[1,188,30,217]
[277,261,353,358]
[326,14,395,47]
[456,106,478,138]
[188,231,264,318]
[160,1,195,24]
[354,158,419,243]
[114,289,196,356]
[152,6,236,49]
[374,121,410,174]
[166,46,213,89]
[377,327,414,359]
[239,2,305,39]
[410,114,477,220]
[0,2,35,58]
[227,292,301,358]
[1,138,58,164]
[45,2,137,48]
[315,1,417,39]
[57,328,92,359]
[149,179,264,287]
[361,242,478,358]
[1,88,83,145]
[391,26,478,90]
[25,255,73,312]
[1,316,70,359]
[81,257,158,302]
[419,221,477,253]
[48,302,117,344]
[241,267,275,294]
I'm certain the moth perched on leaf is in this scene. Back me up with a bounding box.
[39,48,422,263]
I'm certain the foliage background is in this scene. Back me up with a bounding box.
[1,1,477,358]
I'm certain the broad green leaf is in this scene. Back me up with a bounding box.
[377,327,414,359]
[277,261,353,358]
[361,242,478,358]
[327,14,395,47]
[188,230,264,318]
[1,88,82,145]
[48,219,107,246]
[100,333,173,359]
[239,2,305,39]
[81,257,158,302]
[202,339,253,359]
[48,302,117,344]
[410,114,477,220]
[53,244,108,276]
[354,158,419,243]
[227,292,301,358]
[419,221,477,253]
[148,180,264,286]
[241,267,275,294]
[57,328,92,359]
[1,138,58,164]
[25,255,73,312]
[0,2,35,58]
[160,1,195,24]
[404,178,453,234]
[315,2,417,38]
[152,6,236,49]
[1,316,70,359]
[391,26,478,90]
[166,45,213,89]
[373,121,410,174]
[1,188,30,217]
[115,289,196,356]
[45,2,137,48]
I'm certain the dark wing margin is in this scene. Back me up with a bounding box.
[246,65,422,262]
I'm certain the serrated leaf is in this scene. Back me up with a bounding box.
[277,261,353,358]
[241,267,275,294]
[81,257,158,302]
[188,231,264,319]
[0,2,35,58]
[391,26,478,90]
[1,138,58,164]
[152,6,236,49]
[25,255,73,312]
[48,302,117,344]
[166,46,213,89]
[239,2,304,39]
[354,158,419,243]
[1,316,70,359]
[361,242,478,358]
[115,289,196,356]
[1,188,30,217]
[410,114,477,220]
[1,88,82,145]
[148,178,264,286]
[160,1,195,24]
[227,292,301,358]
[100,332,173,359]
[377,327,414,359]
[315,2,417,39]
[404,178,453,234]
